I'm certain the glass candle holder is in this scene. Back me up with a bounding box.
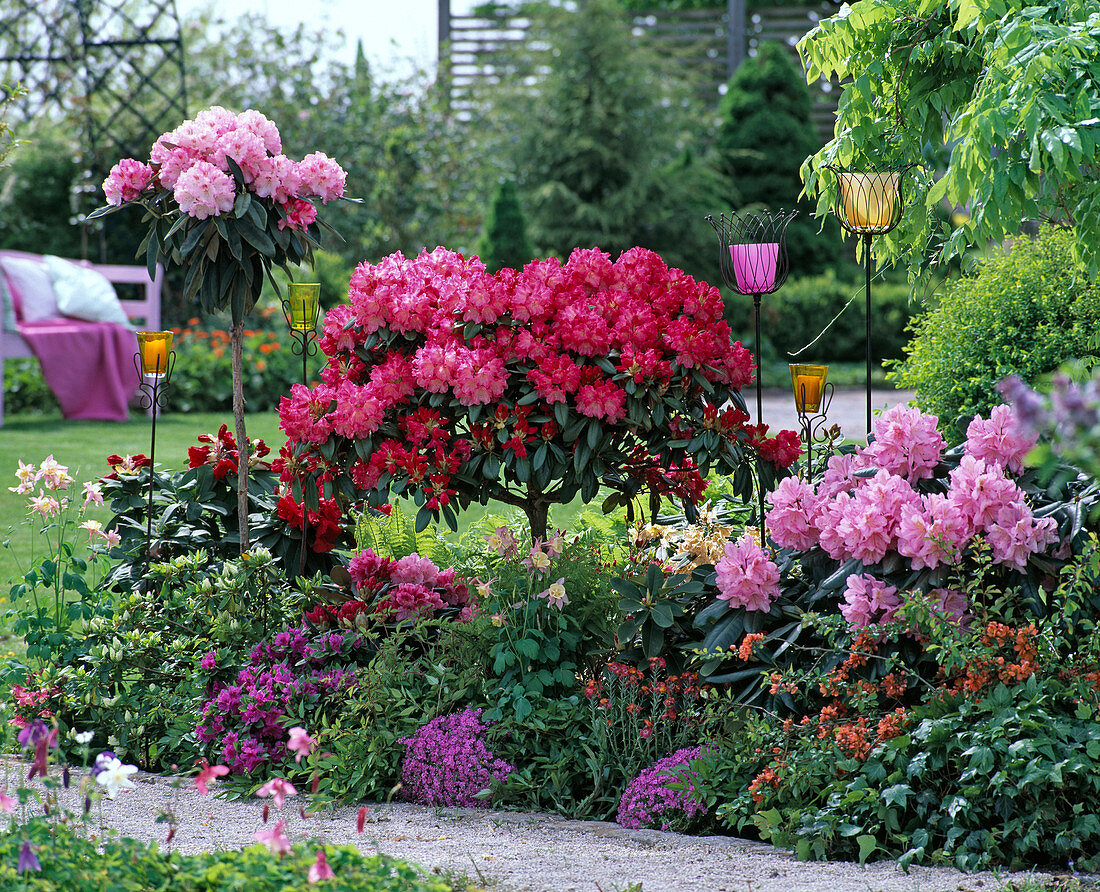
[729,242,779,292]
[286,283,321,331]
[137,331,173,378]
[790,363,829,414]
[837,171,900,232]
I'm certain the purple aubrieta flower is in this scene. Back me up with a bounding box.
[616,747,709,831]
[399,708,513,808]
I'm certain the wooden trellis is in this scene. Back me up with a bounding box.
[0,0,187,220]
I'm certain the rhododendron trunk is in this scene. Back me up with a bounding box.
[231,323,250,552]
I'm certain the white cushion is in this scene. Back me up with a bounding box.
[0,254,57,322]
[44,255,132,328]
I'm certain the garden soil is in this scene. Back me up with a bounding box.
[32,765,1060,892]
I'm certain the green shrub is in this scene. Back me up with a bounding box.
[889,227,1100,437]
[164,317,303,414]
[751,271,915,365]
[3,359,59,416]
[0,819,448,891]
[477,179,535,273]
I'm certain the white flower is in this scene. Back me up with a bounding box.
[95,757,138,799]
[74,731,94,744]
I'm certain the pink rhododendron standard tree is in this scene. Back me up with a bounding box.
[279,246,799,541]
[694,403,1098,706]
[90,106,349,551]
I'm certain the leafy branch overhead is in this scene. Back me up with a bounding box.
[798,0,1100,276]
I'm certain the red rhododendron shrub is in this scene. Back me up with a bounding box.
[279,246,798,539]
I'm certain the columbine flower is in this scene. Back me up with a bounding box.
[82,481,104,508]
[475,579,493,599]
[308,849,336,883]
[256,777,297,810]
[490,613,506,628]
[9,460,36,495]
[254,819,291,856]
[0,788,15,813]
[539,577,569,610]
[102,530,122,549]
[80,519,104,542]
[523,546,551,573]
[95,757,138,799]
[35,455,73,490]
[194,759,229,795]
[27,492,61,519]
[287,727,316,763]
[17,841,41,873]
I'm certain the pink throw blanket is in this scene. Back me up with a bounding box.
[18,319,140,421]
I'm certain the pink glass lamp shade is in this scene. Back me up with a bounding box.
[729,242,779,293]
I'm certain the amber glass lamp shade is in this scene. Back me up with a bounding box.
[137,331,173,378]
[790,364,829,413]
[286,283,321,331]
[836,171,900,233]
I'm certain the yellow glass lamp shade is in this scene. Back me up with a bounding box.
[137,331,173,378]
[789,364,829,413]
[286,283,321,331]
[837,171,900,232]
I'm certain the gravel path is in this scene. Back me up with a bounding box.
[14,763,1056,892]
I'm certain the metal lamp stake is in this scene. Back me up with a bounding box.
[706,210,796,544]
[135,331,175,564]
[282,284,321,576]
[824,165,913,436]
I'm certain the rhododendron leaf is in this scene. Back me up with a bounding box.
[232,191,251,218]
[821,558,863,591]
[179,219,208,257]
[553,402,568,427]
[483,455,501,480]
[414,507,431,533]
[586,422,601,451]
[237,216,275,257]
[641,624,663,659]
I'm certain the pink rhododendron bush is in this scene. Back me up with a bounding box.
[690,403,1098,699]
[278,246,800,541]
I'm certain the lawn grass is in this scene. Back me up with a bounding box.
[0,411,287,592]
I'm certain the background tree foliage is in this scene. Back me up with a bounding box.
[478,0,729,282]
[477,179,536,273]
[716,42,838,275]
[798,0,1100,277]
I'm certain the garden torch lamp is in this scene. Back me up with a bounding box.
[281,282,321,576]
[789,363,834,479]
[135,330,175,563]
[823,165,912,436]
[706,209,796,544]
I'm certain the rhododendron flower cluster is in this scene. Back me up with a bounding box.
[616,747,709,831]
[715,534,781,612]
[398,708,513,807]
[102,106,346,227]
[304,548,471,626]
[279,246,798,537]
[196,624,367,774]
[764,404,1058,630]
[188,424,271,480]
